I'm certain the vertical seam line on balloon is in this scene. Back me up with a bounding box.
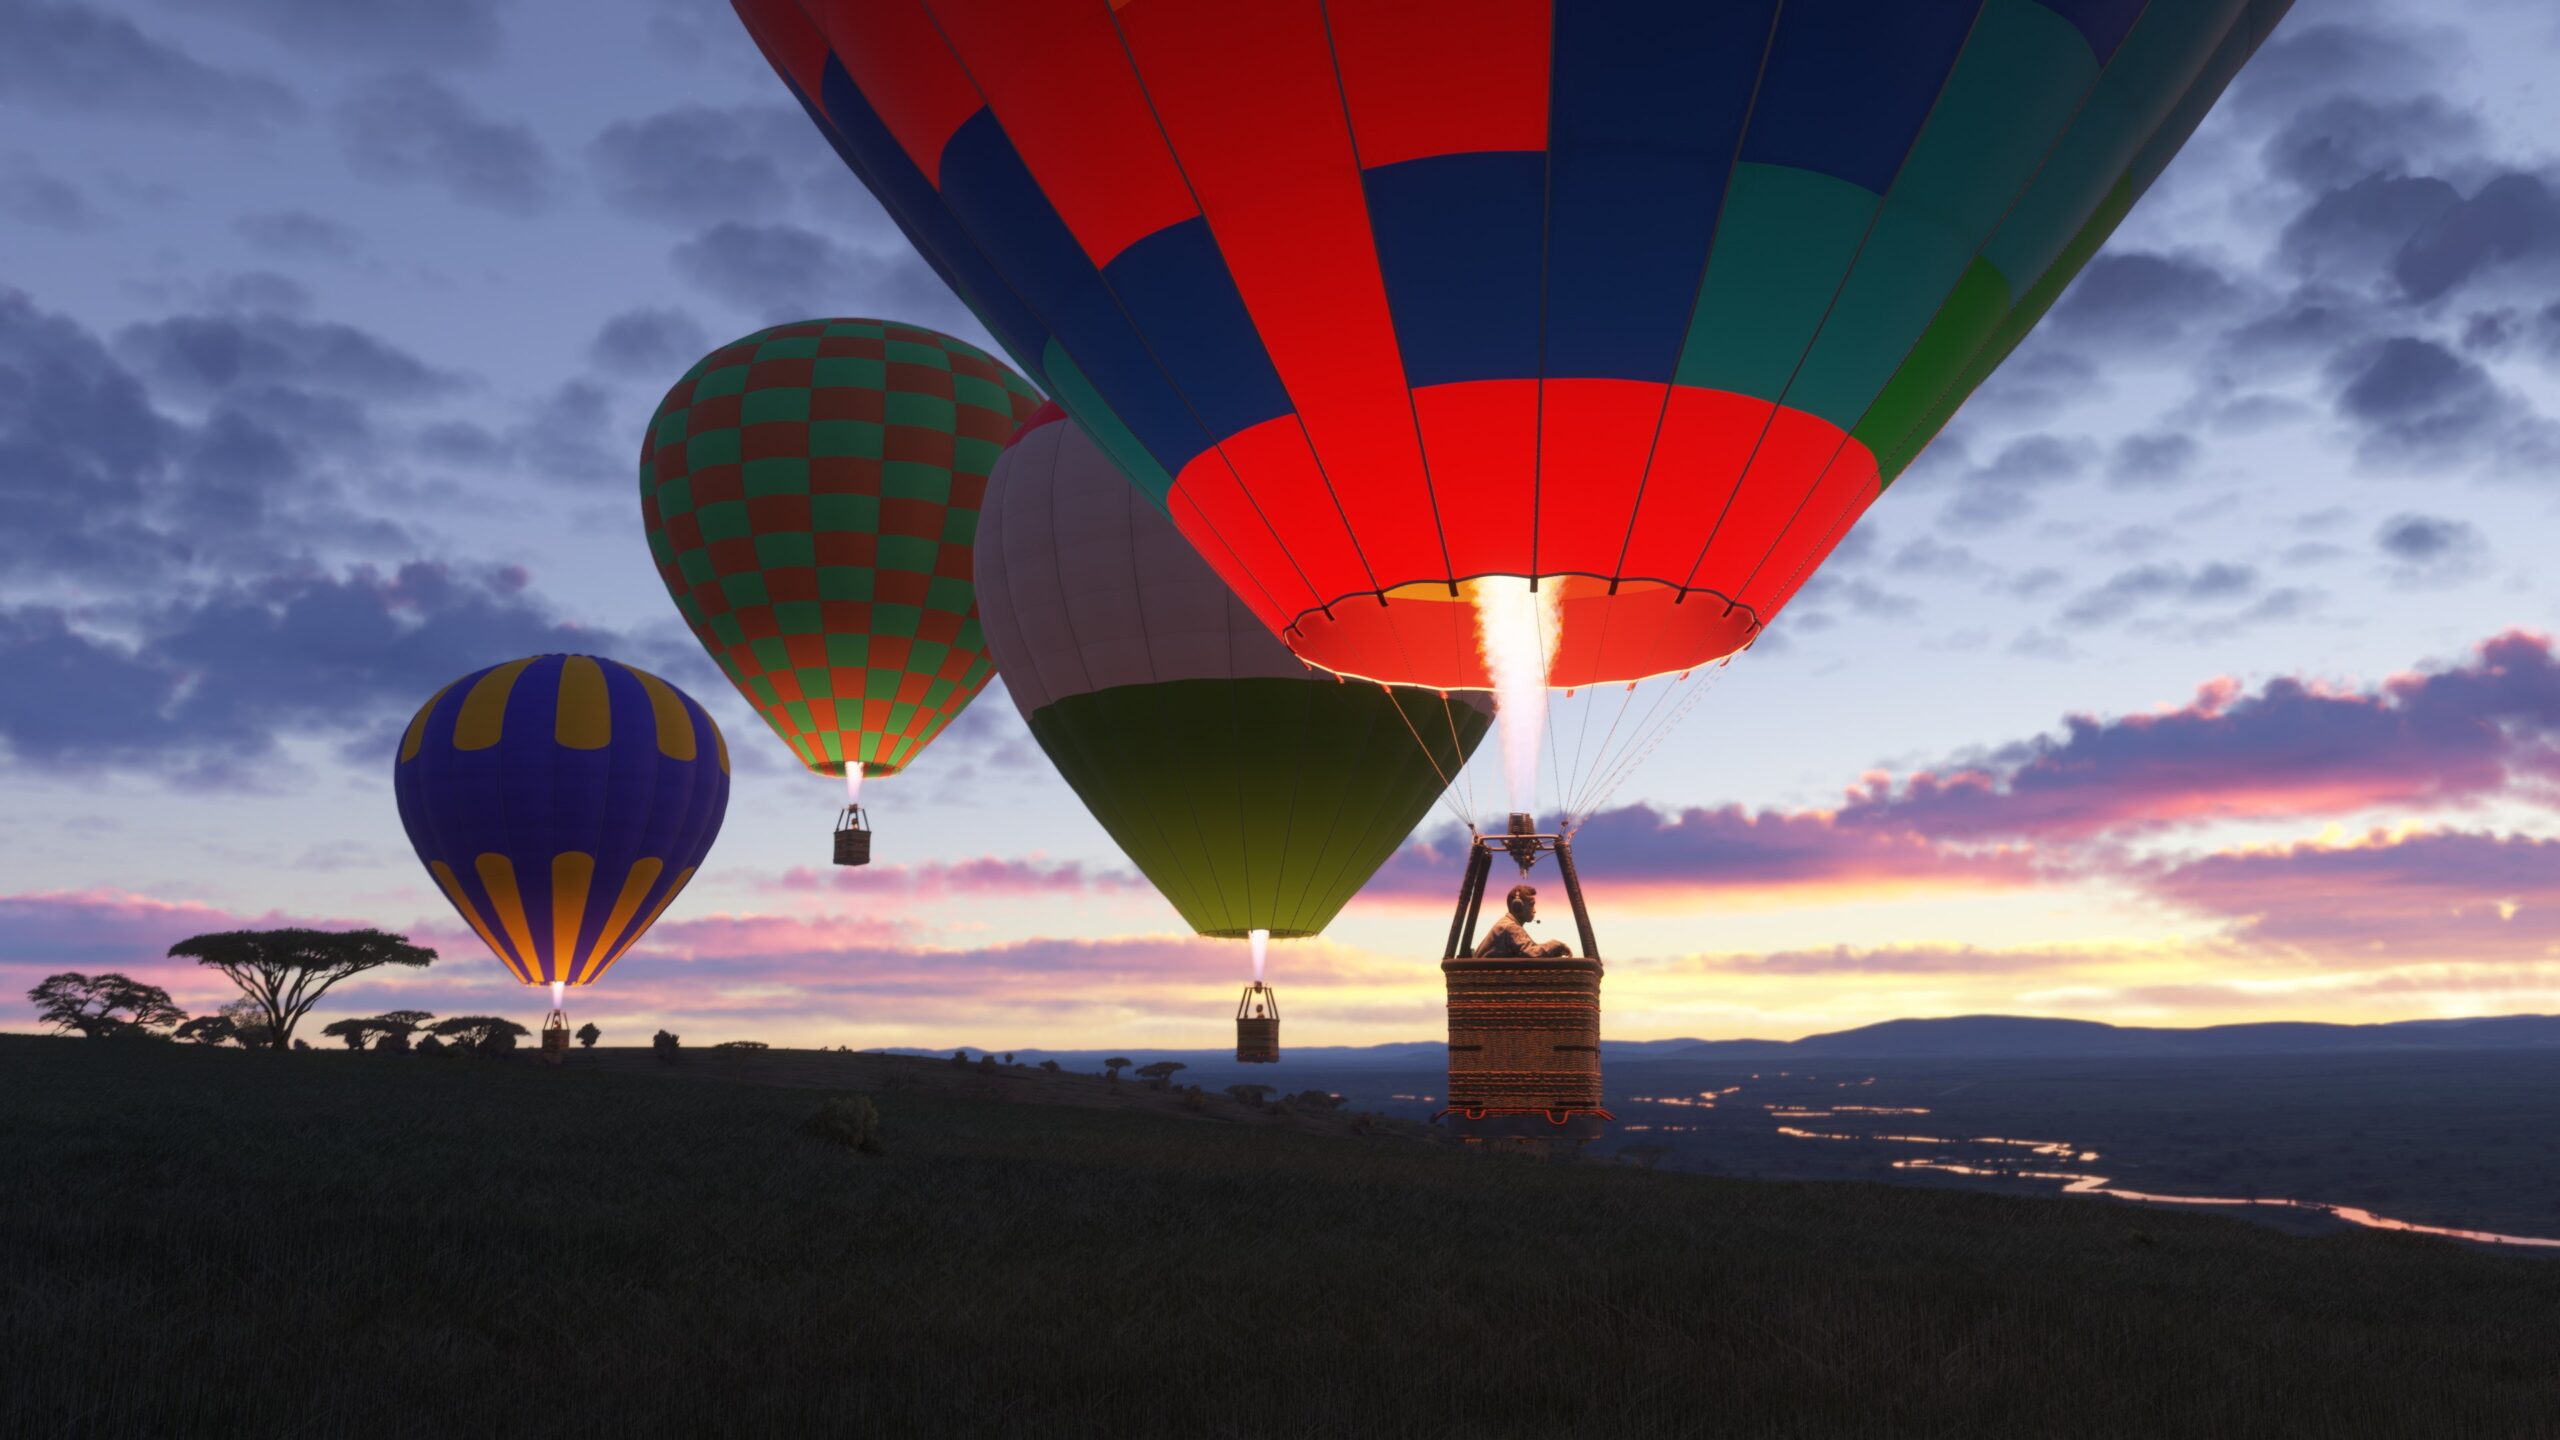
[1602,0,1787,588]
[876,0,1320,623]
[1678,0,1997,595]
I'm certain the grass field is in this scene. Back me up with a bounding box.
[4,1035,2557,1439]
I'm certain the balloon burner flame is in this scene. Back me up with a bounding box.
[1469,577,1562,811]
[1250,927,1270,982]
[548,980,565,1015]
[843,759,865,804]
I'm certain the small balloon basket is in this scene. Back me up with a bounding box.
[1435,813,1612,1144]
[1235,982,1280,1063]
[540,1010,569,1066]
[833,804,872,867]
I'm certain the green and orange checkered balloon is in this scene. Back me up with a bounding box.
[639,319,1045,782]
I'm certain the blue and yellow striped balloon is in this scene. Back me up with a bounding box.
[394,654,730,991]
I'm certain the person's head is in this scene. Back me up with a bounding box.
[1506,884,1538,922]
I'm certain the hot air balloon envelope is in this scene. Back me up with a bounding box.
[735,0,2292,688]
[395,654,730,989]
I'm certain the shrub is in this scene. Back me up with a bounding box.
[714,1040,769,1051]
[376,1030,411,1054]
[415,1034,448,1056]
[977,1054,997,1075]
[1226,1083,1275,1105]
[1038,1059,1060,1074]
[292,1039,311,1052]
[1288,1089,1345,1111]
[575,1022,600,1049]
[653,1030,681,1064]
[1181,1085,1207,1113]
[950,1049,970,1068]
[803,1094,884,1155]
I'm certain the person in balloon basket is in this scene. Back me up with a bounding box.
[1474,884,1573,960]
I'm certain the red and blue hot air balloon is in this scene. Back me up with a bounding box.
[394,654,730,1046]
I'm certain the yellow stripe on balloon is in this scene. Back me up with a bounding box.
[589,864,696,982]
[399,683,453,764]
[430,859,525,982]
[453,657,536,752]
[624,665,698,760]
[554,656,612,750]
[474,853,548,983]
[577,857,664,984]
[550,851,595,980]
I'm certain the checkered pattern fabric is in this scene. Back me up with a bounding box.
[639,319,1045,778]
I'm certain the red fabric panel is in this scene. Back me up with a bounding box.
[925,0,1198,266]
[1615,386,1778,584]
[1533,377,1660,579]
[732,0,830,103]
[1116,0,1441,591]
[1669,397,1857,602]
[1176,419,1369,614]
[1410,380,1535,578]
[1325,0,1551,166]
[810,0,984,183]
[1737,447,1882,617]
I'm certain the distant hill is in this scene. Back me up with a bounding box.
[1657,1013,2560,1060]
[889,1014,2560,1068]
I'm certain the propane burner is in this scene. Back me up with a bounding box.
[1503,811,1542,874]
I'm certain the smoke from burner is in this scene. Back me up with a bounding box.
[1469,576,1561,812]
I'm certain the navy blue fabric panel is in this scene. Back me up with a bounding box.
[1739,0,1985,196]
[813,60,1054,388]
[1101,217,1293,440]
[1545,0,1781,381]
[938,108,1210,476]
[2036,0,2148,62]
[1363,151,1544,388]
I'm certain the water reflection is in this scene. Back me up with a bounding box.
[1623,1072,2560,1252]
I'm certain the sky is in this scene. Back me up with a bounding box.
[4,0,2559,1052]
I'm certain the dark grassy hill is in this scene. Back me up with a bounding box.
[3,1035,2556,1439]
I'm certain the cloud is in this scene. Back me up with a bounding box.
[2261,94,2484,192]
[232,209,362,261]
[150,0,503,67]
[1696,944,2114,977]
[2057,561,2258,629]
[1832,631,2560,844]
[2390,172,2560,304]
[2375,513,2488,587]
[765,857,1148,900]
[0,0,298,132]
[2327,336,2550,470]
[334,72,556,216]
[2108,431,2198,487]
[2047,251,2248,350]
[0,562,630,784]
[0,153,94,229]
[1371,803,2038,907]
[116,310,462,404]
[1938,433,2093,530]
[2274,176,2462,284]
[588,306,710,380]
[2150,829,2560,961]
[587,105,817,226]
[669,220,960,326]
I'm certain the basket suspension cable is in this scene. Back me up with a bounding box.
[1579,658,1735,820]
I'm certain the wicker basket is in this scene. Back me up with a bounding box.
[833,806,871,867]
[1234,982,1280,1062]
[1439,954,1606,1125]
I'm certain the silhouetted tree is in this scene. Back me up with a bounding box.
[951,1049,971,1068]
[1002,1052,1014,1064]
[804,1094,884,1155]
[1103,1056,1131,1081]
[170,929,436,1051]
[1039,1059,1061,1074]
[26,972,186,1038]
[1136,1061,1186,1090]
[1288,1090,1345,1111]
[292,1039,311,1052]
[174,1015,237,1045]
[575,1022,600,1049]
[715,1040,769,1050]
[653,1029,681,1064]
[431,1016,529,1056]
[977,1053,998,1074]
[375,1029,412,1054]
[1226,1083,1275,1105]
[415,1034,448,1056]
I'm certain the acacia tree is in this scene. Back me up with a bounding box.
[169,930,436,1051]
[26,972,186,1038]
[1103,1056,1132,1081]
[174,1014,237,1045]
[432,1016,529,1055]
[1135,1061,1187,1090]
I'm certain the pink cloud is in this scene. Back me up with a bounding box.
[1828,630,2558,842]
[2146,828,2560,959]
[761,855,1148,899]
